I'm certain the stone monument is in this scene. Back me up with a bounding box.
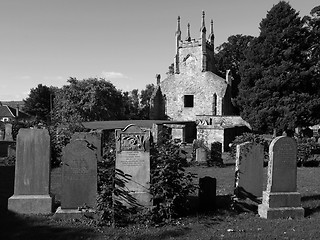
[8,129,53,214]
[55,136,98,218]
[258,136,304,219]
[4,123,13,141]
[115,124,151,207]
[234,142,264,199]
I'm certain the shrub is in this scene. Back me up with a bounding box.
[230,132,269,159]
[296,138,320,167]
[149,140,197,223]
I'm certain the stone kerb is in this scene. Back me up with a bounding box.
[8,129,53,214]
[115,124,152,208]
[258,136,304,219]
[234,142,264,200]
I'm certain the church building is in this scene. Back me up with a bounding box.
[150,11,250,151]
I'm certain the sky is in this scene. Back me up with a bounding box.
[0,0,319,101]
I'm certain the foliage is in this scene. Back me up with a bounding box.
[52,78,125,124]
[23,84,56,124]
[296,137,320,167]
[215,34,254,106]
[230,132,269,159]
[139,84,155,119]
[149,140,197,223]
[237,1,320,134]
[192,139,222,166]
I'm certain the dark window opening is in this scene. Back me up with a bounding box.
[184,95,194,107]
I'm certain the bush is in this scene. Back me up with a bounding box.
[230,132,269,160]
[192,139,223,166]
[296,138,320,167]
[149,140,197,223]
[96,131,197,226]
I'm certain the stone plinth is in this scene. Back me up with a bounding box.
[8,129,53,214]
[258,136,304,219]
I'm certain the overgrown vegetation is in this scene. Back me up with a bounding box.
[96,131,197,226]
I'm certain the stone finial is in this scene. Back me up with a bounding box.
[176,16,181,37]
[209,19,215,43]
[200,10,206,33]
[156,74,161,85]
[186,23,191,41]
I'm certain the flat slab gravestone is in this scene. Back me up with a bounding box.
[115,124,152,207]
[234,142,264,199]
[8,129,53,214]
[258,136,304,219]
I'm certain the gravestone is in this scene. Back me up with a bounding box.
[234,142,264,199]
[115,124,151,207]
[55,138,98,218]
[196,148,207,163]
[4,123,13,141]
[199,176,216,211]
[258,136,304,219]
[8,129,53,214]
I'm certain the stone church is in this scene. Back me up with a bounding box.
[150,11,250,151]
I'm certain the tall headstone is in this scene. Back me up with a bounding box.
[234,142,264,199]
[258,136,304,219]
[115,124,151,207]
[8,129,53,214]
[59,139,98,210]
[4,123,13,141]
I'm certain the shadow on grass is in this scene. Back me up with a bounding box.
[0,209,99,240]
[129,227,191,240]
[302,194,320,217]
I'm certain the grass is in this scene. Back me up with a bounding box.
[2,165,320,239]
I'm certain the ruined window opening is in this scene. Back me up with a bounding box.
[184,95,194,108]
[213,93,217,115]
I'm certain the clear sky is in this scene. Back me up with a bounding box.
[0,0,319,101]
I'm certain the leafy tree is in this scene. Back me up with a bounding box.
[215,34,254,100]
[237,1,320,133]
[139,84,155,119]
[23,84,56,123]
[122,89,140,120]
[52,77,125,124]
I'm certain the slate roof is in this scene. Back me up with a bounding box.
[0,105,30,119]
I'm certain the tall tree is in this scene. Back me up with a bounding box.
[215,34,254,106]
[140,84,155,119]
[23,84,56,123]
[52,78,125,125]
[237,1,320,133]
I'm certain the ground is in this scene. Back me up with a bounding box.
[2,165,320,239]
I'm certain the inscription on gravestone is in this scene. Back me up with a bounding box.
[115,124,151,207]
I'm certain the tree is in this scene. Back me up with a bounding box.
[237,1,320,133]
[215,34,254,100]
[122,89,140,120]
[23,84,56,123]
[139,84,155,119]
[52,77,125,125]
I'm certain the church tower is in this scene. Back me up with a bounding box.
[173,11,216,74]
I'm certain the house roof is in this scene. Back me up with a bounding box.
[0,105,30,119]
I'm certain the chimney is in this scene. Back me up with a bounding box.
[156,74,161,85]
[16,105,19,117]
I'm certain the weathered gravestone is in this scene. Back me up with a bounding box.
[8,129,53,214]
[4,123,13,141]
[115,124,151,207]
[196,147,207,163]
[258,136,304,219]
[234,142,264,200]
[55,136,98,218]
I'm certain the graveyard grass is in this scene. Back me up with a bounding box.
[3,165,320,239]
